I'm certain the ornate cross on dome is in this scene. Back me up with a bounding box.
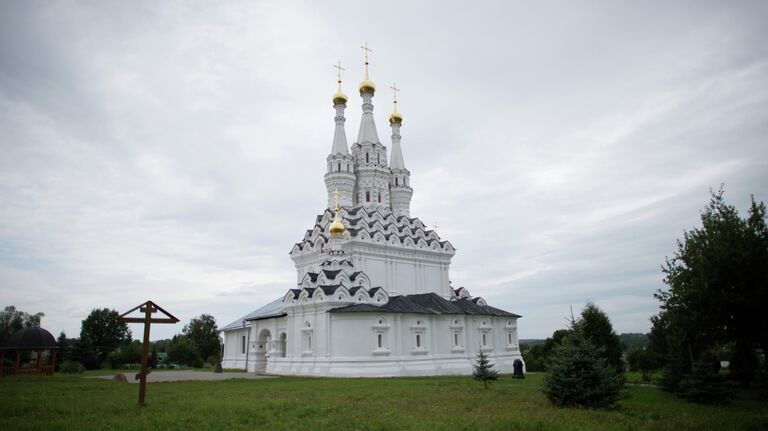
[390,82,400,112]
[333,61,345,90]
[333,188,341,211]
[432,222,440,232]
[360,42,372,79]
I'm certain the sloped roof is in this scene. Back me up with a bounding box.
[220,298,285,331]
[330,292,521,317]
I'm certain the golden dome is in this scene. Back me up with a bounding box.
[358,79,376,94]
[329,215,346,237]
[333,90,348,105]
[389,111,403,124]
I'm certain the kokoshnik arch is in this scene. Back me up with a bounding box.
[220,45,524,377]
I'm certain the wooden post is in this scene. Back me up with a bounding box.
[1,351,4,377]
[15,351,20,373]
[51,349,57,375]
[118,301,178,407]
[137,304,152,406]
[36,349,42,375]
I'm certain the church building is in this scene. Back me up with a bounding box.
[220,48,524,377]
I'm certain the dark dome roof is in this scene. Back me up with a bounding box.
[1,327,57,349]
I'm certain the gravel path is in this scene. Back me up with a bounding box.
[91,370,273,383]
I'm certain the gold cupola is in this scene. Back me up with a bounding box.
[332,61,348,105]
[359,42,376,95]
[388,82,403,124]
[328,189,346,237]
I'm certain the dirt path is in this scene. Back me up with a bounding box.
[91,370,274,383]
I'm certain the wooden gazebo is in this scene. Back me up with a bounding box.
[0,327,58,377]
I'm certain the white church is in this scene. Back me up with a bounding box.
[220,50,524,377]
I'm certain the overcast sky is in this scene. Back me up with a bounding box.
[1,1,766,340]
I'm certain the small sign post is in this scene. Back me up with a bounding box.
[118,301,179,406]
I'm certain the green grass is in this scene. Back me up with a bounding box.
[2,373,767,430]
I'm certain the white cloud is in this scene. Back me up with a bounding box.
[1,0,767,339]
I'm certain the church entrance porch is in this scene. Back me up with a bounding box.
[253,329,272,374]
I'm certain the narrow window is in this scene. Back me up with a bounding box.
[347,164,350,172]
[454,333,458,347]
[241,336,246,354]
[337,162,341,172]
[416,334,421,348]
[308,335,312,350]
[378,334,383,348]
[395,178,399,186]
[377,192,381,203]
[508,333,513,345]
[377,153,380,164]
[366,153,369,163]
[366,191,370,202]
[482,334,487,346]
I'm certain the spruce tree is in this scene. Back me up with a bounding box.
[473,351,499,389]
[543,335,624,408]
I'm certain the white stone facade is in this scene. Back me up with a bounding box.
[220,76,524,377]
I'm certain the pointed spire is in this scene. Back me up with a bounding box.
[331,61,349,155]
[389,83,405,170]
[356,44,379,145]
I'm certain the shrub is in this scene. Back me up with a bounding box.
[678,359,733,404]
[107,341,142,369]
[59,360,85,374]
[543,337,624,408]
[81,355,101,370]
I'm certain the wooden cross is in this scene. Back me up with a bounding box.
[118,301,179,406]
[333,61,345,89]
[360,42,372,78]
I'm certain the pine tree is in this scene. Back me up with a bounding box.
[543,335,624,408]
[472,351,499,389]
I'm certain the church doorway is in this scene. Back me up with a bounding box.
[254,329,271,374]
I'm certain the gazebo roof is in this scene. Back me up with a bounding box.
[1,327,57,350]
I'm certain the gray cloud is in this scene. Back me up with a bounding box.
[1,1,766,339]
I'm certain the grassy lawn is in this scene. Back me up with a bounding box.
[2,372,767,430]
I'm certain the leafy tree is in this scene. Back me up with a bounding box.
[655,190,768,385]
[182,314,221,363]
[574,303,624,373]
[0,305,45,346]
[107,340,142,369]
[166,335,202,368]
[80,308,132,363]
[543,334,624,408]
[472,351,499,389]
[521,329,572,372]
[626,347,662,381]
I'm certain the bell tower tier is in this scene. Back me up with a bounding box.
[324,63,355,208]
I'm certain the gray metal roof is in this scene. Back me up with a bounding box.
[220,297,285,331]
[330,293,521,318]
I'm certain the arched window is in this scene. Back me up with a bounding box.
[347,164,350,172]
[377,333,383,348]
[377,192,381,203]
[308,335,312,350]
[366,153,369,163]
[377,153,380,164]
[482,333,487,346]
[416,334,421,348]
[508,333,513,345]
[337,162,341,172]
[454,333,459,347]
[366,191,370,202]
[395,177,399,186]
